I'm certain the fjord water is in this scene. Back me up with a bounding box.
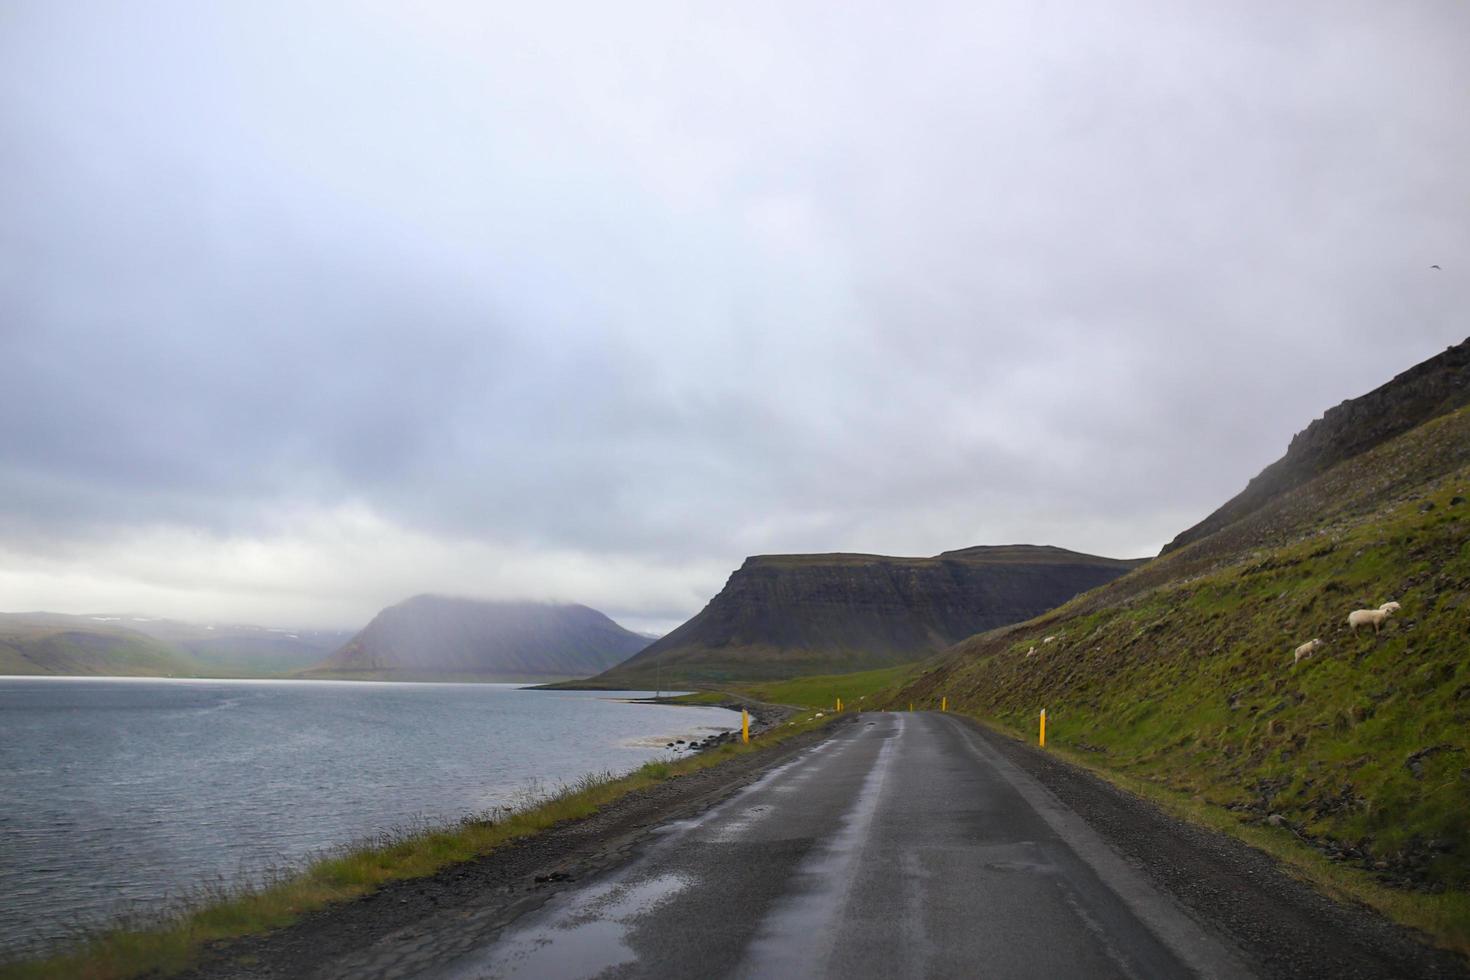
[0,677,738,957]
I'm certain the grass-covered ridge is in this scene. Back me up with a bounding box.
[0,622,199,677]
[894,403,1470,947]
[661,663,923,711]
[0,715,834,980]
[734,663,923,709]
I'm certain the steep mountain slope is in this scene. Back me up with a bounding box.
[0,615,199,676]
[1164,337,1470,554]
[587,545,1144,686]
[307,596,650,681]
[896,359,1470,895]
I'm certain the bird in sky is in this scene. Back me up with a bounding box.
[1431,264,1442,270]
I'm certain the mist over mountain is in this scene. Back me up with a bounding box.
[307,596,650,682]
[0,613,349,677]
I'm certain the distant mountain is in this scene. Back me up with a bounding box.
[1163,338,1470,554]
[122,618,353,674]
[584,545,1145,686]
[0,614,198,676]
[0,613,356,677]
[305,596,651,682]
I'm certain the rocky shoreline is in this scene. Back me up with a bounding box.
[633,695,798,753]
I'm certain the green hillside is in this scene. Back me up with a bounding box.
[0,615,351,678]
[896,402,1470,899]
[0,619,199,676]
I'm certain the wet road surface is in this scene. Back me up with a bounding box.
[429,713,1250,979]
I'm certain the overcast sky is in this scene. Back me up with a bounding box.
[2,1,1467,633]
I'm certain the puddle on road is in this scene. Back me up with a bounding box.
[651,735,847,841]
[971,841,1056,875]
[438,872,693,980]
[436,715,870,979]
[702,802,779,842]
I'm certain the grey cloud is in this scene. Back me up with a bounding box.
[2,0,1468,625]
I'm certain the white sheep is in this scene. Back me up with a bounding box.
[1293,638,1324,665]
[1378,601,1401,614]
[1025,646,1036,658]
[1348,606,1396,634]
[1042,635,1057,644]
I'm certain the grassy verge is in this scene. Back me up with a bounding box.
[738,663,919,709]
[974,713,1470,955]
[1,715,834,980]
[666,663,923,711]
[663,690,730,706]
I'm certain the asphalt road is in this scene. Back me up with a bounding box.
[427,713,1253,979]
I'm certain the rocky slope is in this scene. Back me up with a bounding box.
[586,545,1144,686]
[306,596,650,682]
[1164,337,1470,554]
[895,339,1470,899]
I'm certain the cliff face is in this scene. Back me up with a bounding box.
[309,596,650,681]
[590,545,1143,685]
[1164,338,1470,554]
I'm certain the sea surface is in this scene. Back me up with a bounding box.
[0,677,738,957]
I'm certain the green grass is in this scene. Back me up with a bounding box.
[893,406,1470,952]
[660,663,922,712]
[728,663,924,710]
[0,715,835,980]
[0,631,199,677]
[663,690,730,705]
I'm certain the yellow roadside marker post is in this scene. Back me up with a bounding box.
[908,702,913,712]
[941,696,947,712]
[1039,708,1046,747]
[742,708,750,744]
[836,697,843,713]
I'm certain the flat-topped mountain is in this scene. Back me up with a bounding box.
[1164,338,1470,554]
[585,545,1144,686]
[306,596,650,682]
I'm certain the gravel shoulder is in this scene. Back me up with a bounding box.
[179,715,848,979]
[961,715,1469,979]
